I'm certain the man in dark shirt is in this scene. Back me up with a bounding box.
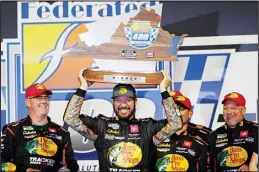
[209,92,258,172]
[1,83,79,172]
[154,93,210,171]
[64,69,183,171]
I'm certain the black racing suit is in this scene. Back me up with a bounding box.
[1,116,79,172]
[187,122,212,144]
[154,130,209,172]
[63,89,182,172]
[208,119,258,172]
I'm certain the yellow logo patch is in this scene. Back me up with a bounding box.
[216,138,228,144]
[107,129,119,134]
[23,131,37,135]
[1,162,16,171]
[119,88,128,95]
[107,142,142,168]
[157,154,189,171]
[169,91,176,97]
[222,146,248,167]
[26,137,58,157]
[175,96,185,102]
[228,92,238,98]
[36,137,58,156]
[35,84,46,90]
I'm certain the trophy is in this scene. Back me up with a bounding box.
[83,68,164,85]
[64,5,186,85]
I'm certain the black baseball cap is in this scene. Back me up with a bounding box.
[112,83,136,99]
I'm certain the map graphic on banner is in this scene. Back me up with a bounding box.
[1,1,257,171]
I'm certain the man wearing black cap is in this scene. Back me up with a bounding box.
[1,83,79,172]
[208,92,258,172]
[63,69,183,172]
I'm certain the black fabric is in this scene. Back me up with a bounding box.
[1,116,79,172]
[208,120,258,172]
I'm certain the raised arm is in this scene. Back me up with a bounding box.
[152,71,182,145]
[63,68,98,142]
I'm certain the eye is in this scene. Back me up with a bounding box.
[115,99,121,104]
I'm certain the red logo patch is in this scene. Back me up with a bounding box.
[130,125,139,133]
[182,140,192,148]
[146,52,154,58]
[239,130,248,138]
[48,127,56,133]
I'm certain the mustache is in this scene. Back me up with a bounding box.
[118,107,130,110]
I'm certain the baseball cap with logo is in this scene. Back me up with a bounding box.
[112,83,136,99]
[221,92,246,106]
[174,95,192,110]
[25,83,53,98]
[169,90,183,98]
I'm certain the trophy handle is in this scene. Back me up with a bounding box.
[83,69,164,85]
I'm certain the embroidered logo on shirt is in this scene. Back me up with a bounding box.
[130,125,139,133]
[239,130,248,138]
[182,140,192,149]
[48,127,56,133]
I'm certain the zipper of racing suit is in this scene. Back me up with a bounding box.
[125,122,128,142]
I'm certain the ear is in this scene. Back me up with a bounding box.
[188,110,193,118]
[25,98,31,108]
[241,106,246,115]
[134,98,138,106]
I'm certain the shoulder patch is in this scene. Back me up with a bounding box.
[60,126,69,133]
[195,138,206,146]
[188,134,207,145]
[196,125,204,129]
[98,114,111,121]
[9,121,22,127]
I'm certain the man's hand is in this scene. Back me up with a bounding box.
[159,70,172,92]
[238,164,248,171]
[78,68,94,91]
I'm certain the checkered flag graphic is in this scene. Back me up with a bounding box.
[150,28,159,42]
[124,27,131,41]
[172,54,231,128]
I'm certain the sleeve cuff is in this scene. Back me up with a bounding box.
[161,91,170,99]
[75,88,86,97]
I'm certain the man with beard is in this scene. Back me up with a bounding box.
[1,83,79,172]
[63,69,183,172]
[209,92,258,172]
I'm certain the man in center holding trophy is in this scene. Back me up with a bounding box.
[63,4,187,171]
[63,69,183,171]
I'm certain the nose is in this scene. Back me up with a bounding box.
[226,108,232,113]
[40,98,49,103]
[119,102,128,107]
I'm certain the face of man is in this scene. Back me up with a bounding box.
[113,96,136,120]
[223,100,246,128]
[178,105,193,125]
[25,93,51,118]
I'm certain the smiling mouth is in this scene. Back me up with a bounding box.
[119,108,130,114]
[227,115,236,120]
